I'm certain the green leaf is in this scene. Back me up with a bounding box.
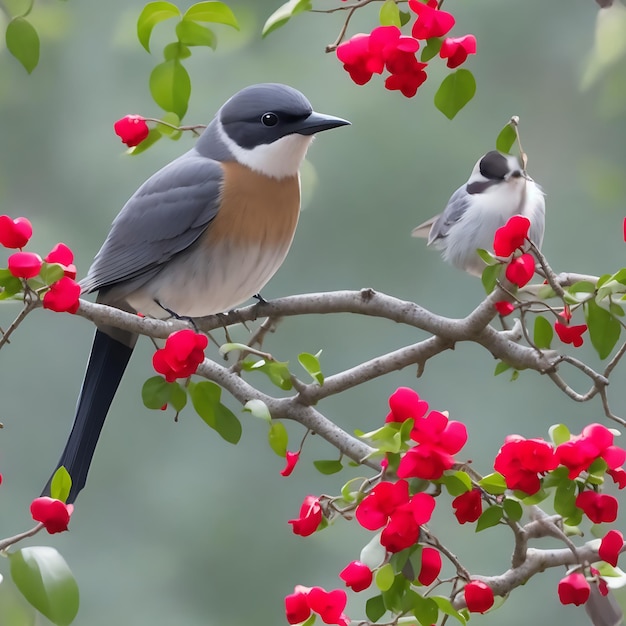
[432,596,467,625]
[137,1,181,53]
[128,128,162,155]
[610,301,625,317]
[243,398,272,422]
[434,69,477,120]
[50,468,72,503]
[442,471,472,496]
[9,547,79,626]
[183,1,239,28]
[399,10,411,26]
[481,262,502,294]
[549,424,571,446]
[478,472,507,495]
[510,369,520,381]
[502,497,522,522]
[149,59,191,118]
[298,352,323,385]
[494,361,511,376]
[313,460,343,475]
[533,315,554,349]
[476,505,503,532]
[176,19,216,48]
[554,480,577,518]
[242,359,293,390]
[0,268,22,297]
[568,280,597,294]
[366,595,386,622]
[496,123,517,154]
[268,420,288,456]
[376,563,395,592]
[585,298,621,359]
[39,263,65,286]
[6,17,40,74]
[520,488,549,505]
[142,375,172,409]
[476,248,496,265]
[379,0,401,27]
[412,593,439,626]
[163,41,191,60]
[262,0,312,37]
[421,38,442,62]
[168,382,187,412]
[189,381,242,443]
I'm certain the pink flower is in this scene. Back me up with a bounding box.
[45,242,77,279]
[493,215,531,257]
[494,301,515,316]
[558,572,590,606]
[285,586,312,625]
[439,34,477,68]
[408,0,455,40]
[599,530,624,567]
[339,561,373,592]
[43,276,81,314]
[281,451,300,477]
[554,322,587,348]
[288,495,323,537]
[8,251,42,279]
[464,580,494,613]
[356,480,410,530]
[30,497,74,534]
[114,114,150,147]
[152,329,209,382]
[386,387,429,423]
[417,547,442,585]
[452,488,482,524]
[505,253,535,287]
[575,491,618,524]
[0,215,32,249]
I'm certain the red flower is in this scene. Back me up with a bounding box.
[417,547,441,585]
[494,435,557,495]
[30,497,74,534]
[505,253,535,287]
[288,495,323,536]
[339,561,373,592]
[356,480,410,530]
[380,493,435,553]
[464,580,494,613]
[307,587,348,626]
[386,387,429,423]
[608,467,626,489]
[493,215,531,257]
[114,114,150,147]
[452,488,482,524]
[558,572,590,606]
[8,251,42,279]
[384,49,428,98]
[0,215,32,249]
[409,0,455,40]
[494,301,515,316]
[575,491,618,524]
[43,276,81,314]
[45,242,77,279]
[152,329,209,382]
[336,33,380,85]
[281,451,300,477]
[285,586,311,625]
[599,530,624,567]
[554,321,587,348]
[439,34,477,68]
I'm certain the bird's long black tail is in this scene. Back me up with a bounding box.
[43,329,134,503]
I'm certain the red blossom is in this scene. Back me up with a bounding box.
[505,253,535,287]
[493,215,531,257]
[336,34,380,85]
[30,497,74,534]
[417,547,441,585]
[281,451,300,477]
[114,114,150,147]
[152,329,209,382]
[439,34,477,68]
[43,276,81,314]
[494,435,557,495]
[0,215,32,249]
[45,242,77,279]
[307,587,349,626]
[554,321,587,348]
[409,0,455,40]
[288,495,323,537]
[285,586,312,625]
[494,301,515,316]
[558,572,590,606]
[608,467,626,489]
[575,491,618,524]
[464,580,494,613]
[386,387,429,423]
[356,480,410,530]
[339,561,373,592]
[384,48,428,98]
[380,492,435,553]
[599,530,624,567]
[452,488,482,524]
[8,251,42,279]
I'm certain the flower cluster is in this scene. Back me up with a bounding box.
[0,214,81,313]
[285,585,349,626]
[152,329,209,382]
[114,114,150,147]
[336,0,476,98]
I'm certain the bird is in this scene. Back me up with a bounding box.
[43,83,350,503]
[411,150,545,276]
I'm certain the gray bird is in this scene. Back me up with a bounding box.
[412,150,545,275]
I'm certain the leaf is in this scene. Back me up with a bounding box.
[411,593,439,626]
[137,1,181,53]
[399,10,411,26]
[379,0,401,27]
[478,472,507,495]
[434,69,477,120]
[476,248,496,265]
[142,376,172,409]
[176,19,216,48]
[494,361,511,376]
[39,263,65,286]
[421,38,442,62]
[50,468,72,503]
[128,128,162,155]
[476,505,503,532]
[168,382,187,412]
[183,1,239,29]
[554,480,577,518]
[432,596,467,625]
[496,123,517,154]
[549,424,571,446]
[163,41,191,60]
[481,262,502,294]
[262,0,312,38]
[502,497,522,522]
[242,359,293,390]
[585,298,621,359]
[366,595,386,622]
[243,399,272,423]
[533,315,554,349]
[6,17,40,74]
[375,563,395,592]
[313,460,343,475]
[442,471,472,496]
[149,59,191,118]
[189,381,242,443]
[298,352,323,385]
[268,420,288,456]
[9,547,79,626]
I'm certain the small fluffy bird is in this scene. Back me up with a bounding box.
[412,150,545,275]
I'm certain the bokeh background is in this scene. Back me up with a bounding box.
[0,0,625,624]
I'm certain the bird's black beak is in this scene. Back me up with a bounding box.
[296,111,351,135]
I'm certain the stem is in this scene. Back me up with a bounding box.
[0,523,44,552]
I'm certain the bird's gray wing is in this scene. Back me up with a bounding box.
[82,151,223,293]
[422,185,471,246]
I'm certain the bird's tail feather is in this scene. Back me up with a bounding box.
[42,329,134,503]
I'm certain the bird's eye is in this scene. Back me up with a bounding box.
[261,112,279,127]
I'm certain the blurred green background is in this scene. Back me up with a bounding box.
[1,0,625,624]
